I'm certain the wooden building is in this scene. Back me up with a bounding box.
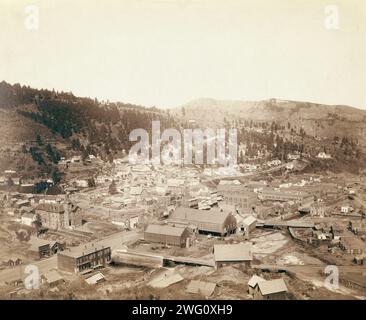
[35,203,65,230]
[29,237,52,259]
[41,270,65,287]
[218,185,258,211]
[213,243,252,268]
[253,278,288,300]
[29,237,65,259]
[248,275,266,296]
[57,243,111,273]
[169,207,237,236]
[259,189,313,205]
[144,224,190,248]
[35,200,82,230]
[238,215,257,237]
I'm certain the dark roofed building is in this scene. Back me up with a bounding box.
[28,237,52,259]
[144,224,191,247]
[169,207,236,236]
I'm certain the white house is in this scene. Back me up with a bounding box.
[317,152,332,159]
[285,163,294,170]
[341,205,354,214]
[74,179,89,188]
[21,213,35,226]
[288,154,300,160]
[0,176,6,185]
[71,156,81,163]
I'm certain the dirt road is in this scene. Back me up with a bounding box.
[0,256,57,284]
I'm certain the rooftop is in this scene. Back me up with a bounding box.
[171,207,232,225]
[241,215,257,226]
[59,242,110,258]
[28,237,51,250]
[36,203,64,213]
[248,275,266,288]
[145,224,187,237]
[42,270,64,284]
[258,278,288,295]
[213,243,252,262]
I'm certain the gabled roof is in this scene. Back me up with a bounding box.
[28,237,51,250]
[214,243,252,262]
[170,207,232,225]
[258,278,288,295]
[145,224,187,237]
[241,215,257,226]
[248,275,266,288]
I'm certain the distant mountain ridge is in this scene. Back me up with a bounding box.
[176,97,366,146]
[180,97,366,120]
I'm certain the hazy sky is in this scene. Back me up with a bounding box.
[1,0,365,109]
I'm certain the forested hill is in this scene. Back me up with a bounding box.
[0,81,177,159]
[0,81,177,182]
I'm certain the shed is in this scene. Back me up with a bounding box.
[239,215,257,235]
[85,272,106,285]
[41,270,65,286]
[28,237,51,259]
[254,278,288,300]
[247,275,266,295]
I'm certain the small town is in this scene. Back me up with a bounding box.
[0,149,365,300]
[1,0,365,307]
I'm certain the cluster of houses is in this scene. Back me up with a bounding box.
[1,192,82,231]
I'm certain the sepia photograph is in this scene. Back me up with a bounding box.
[0,0,366,310]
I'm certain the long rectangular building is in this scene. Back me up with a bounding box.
[259,189,313,205]
[169,207,236,236]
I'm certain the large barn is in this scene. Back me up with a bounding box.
[169,207,237,236]
[144,224,191,247]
